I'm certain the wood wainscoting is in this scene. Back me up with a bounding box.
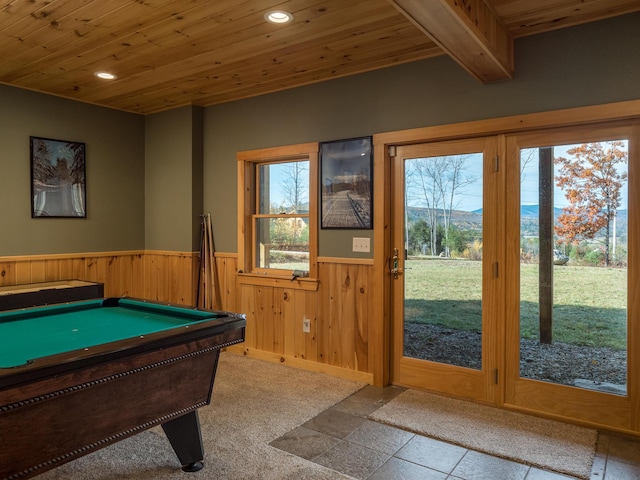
[0,251,203,306]
[0,252,375,383]
[230,257,375,383]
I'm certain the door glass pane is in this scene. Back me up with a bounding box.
[403,153,484,369]
[520,141,628,395]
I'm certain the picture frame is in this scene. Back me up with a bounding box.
[30,136,87,218]
[320,136,373,229]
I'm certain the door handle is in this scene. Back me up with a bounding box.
[391,248,403,279]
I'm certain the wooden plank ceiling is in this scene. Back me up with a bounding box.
[0,0,638,114]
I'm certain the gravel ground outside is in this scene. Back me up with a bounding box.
[404,323,627,393]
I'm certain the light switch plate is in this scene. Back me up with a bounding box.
[352,237,370,253]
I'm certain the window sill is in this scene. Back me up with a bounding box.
[236,272,319,291]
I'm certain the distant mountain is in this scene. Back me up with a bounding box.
[519,205,562,218]
[474,204,626,220]
[472,205,562,217]
[408,205,628,234]
[407,206,482,229]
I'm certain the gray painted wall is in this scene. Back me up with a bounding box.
[203,13,640,255]
[145,106,203,252]
[0,86,144,256]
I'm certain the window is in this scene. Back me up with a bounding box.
[255,160,309,271]
[238,143,318,279]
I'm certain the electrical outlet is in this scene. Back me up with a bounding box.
[302,317,311,333]
[352,237,370,253]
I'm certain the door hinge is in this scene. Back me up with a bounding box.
[493,262,499,278]
[388,145,397,158]
[494,155,500,172]
[494,368,499,384]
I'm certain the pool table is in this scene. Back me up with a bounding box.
[0,297,246,480]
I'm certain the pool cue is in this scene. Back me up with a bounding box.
[203,214,209,308]
[196,215,202,308]
[206,214,221,310]
[196,214,206,308]
[205,214,212,309]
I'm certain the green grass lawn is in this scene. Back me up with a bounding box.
[404,258,627,350]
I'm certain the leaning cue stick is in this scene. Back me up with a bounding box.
[202,215,209,308]
[206,214,221,310]
[205,214,212,309]
[195,214,206,308]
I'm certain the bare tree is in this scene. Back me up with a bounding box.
[437,155,478,256]
[406,155,479,256]
[280,161,308,213]
[279,161,309,244]
[406,159,445,255]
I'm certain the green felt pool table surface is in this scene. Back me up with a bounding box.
[0,298,224,369]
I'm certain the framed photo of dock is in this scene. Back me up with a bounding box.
[30,136,87,218]
[320,136,373,229]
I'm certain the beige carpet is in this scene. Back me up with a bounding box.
[369,389,597,479]
[35,353,365,480]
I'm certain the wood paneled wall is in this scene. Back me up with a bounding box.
[0,251,198,305]
[0,251,373,382]
[233,259,374,383]
[0,252,145,297]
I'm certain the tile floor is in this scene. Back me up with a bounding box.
[270,386,640,480]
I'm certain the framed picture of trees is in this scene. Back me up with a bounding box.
[30,136,86,218]
[320,136,373,229]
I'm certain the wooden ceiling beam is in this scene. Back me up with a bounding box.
[388,0,514,82]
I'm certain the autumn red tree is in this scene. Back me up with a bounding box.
[554,141,627,266]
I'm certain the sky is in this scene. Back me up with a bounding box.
[431,142,629,212]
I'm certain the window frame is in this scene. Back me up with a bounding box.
[237,142,318,282]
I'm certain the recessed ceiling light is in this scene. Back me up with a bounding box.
[95,71,117,80]
[264,10,293,24]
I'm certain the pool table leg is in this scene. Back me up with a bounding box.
[161,410,205,472]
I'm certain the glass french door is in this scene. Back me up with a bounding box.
[391,137,502,403]
[390,124,637,429]
[503,125,636,429]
